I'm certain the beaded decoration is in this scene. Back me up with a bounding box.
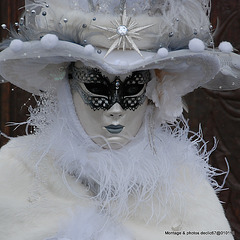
[69,64,151,111]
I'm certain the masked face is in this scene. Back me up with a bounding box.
[70,62,150,149]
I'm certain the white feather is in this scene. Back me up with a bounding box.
[25,79,224,224]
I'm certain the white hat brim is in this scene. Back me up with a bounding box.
[0,40,233,95]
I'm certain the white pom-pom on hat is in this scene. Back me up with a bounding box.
[188,38,205,52]
[10,39,23,52]
[83,44,95,55]
[41,34,59,50]
[157,48,168,58]
[218,41,233,53]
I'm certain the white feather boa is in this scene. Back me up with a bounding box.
[27,80,224,223]
[19,79,229,239]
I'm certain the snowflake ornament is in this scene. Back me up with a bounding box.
[93,3,154,58]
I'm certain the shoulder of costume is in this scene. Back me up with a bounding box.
[0,135,93,200]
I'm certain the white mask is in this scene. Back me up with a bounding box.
[70,62,150,149]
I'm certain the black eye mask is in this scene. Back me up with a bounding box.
[69,65,151,111]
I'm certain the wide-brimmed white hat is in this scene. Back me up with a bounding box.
[0,0,240,120]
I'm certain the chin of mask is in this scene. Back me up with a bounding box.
[70,62,151,149]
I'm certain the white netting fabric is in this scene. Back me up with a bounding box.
[25,0,211,18]
[22,0,212,53]
[65,0,211,16]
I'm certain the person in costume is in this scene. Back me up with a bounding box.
[0,0,239,239]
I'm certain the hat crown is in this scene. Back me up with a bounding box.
[26,0,211,15]
[24,0,212,53]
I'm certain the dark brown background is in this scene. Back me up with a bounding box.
[0,0,240,239]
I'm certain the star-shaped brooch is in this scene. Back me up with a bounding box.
[93,3,154,58]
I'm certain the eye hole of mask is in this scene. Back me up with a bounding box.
[84,83,109,96]
[123,84,145,96]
